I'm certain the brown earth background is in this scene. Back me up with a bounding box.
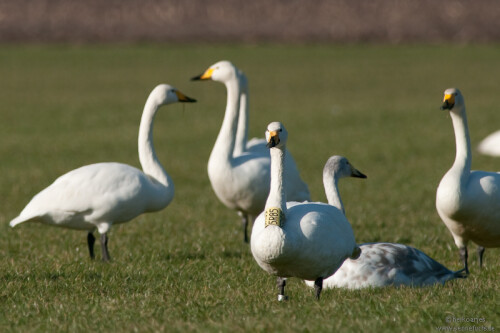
[1,0,499,44]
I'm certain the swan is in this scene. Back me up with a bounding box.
[234,70,267,156]
[250,123,360,301]
[436,88,500,273]
[311,242,467,289]
[192,61,310,242]
[305,156,465,289]
[478,130,500,156]
[9,84,196,261]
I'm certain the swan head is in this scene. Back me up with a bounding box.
[441,88,463,111]
[151,84,197,105]
[323,156,367,180]
[191,60,238,83]
[265,122,288,149]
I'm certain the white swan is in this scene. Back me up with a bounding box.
[436,88,500,273]
[234,70,267,156]
[312,242,467,289]
[192,61,310,242]
[251,123,360,300]
[9,84,196,261]
[478,130,500,157]
[305,156,465,289]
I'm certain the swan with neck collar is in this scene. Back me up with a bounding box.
[10,84,196,261]
[192,61,310,242]
[436,88,500,273]
[250,122,360,301]
[305,156,465,289]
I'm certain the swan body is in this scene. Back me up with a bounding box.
[250,123,359,300]
[436,88,500,273]
[10,84,196,261]
[307,242,466,289]
[192,61,310,242]
[303,156,464,289]
[478,130,500,156]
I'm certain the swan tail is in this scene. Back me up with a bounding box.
[9,215,35,228]
[451,268,468,279]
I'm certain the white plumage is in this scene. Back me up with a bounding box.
[304,156,465,289]
[192,61,310,242]
[311,242,466,289]
[251,123,360,300]
[10,84,196,261]
[234,70,268,156]
[478,130,500,157]
[436,88,500,273]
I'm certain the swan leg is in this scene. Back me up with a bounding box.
[100,233,111,262]
[87,232,96,259]
[459,246,469,274]
[314,278,323,300]
[477,246,485,269]
[277,277,288,301]
[238,211,249,243]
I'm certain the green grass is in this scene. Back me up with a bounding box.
[1,44,499,332]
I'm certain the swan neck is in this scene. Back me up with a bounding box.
[138,97,171,187]
[266,147,287,214]
[234,84,249,156]
[450,106,472,176]
[211,78,240,163]
[323,173,345,215]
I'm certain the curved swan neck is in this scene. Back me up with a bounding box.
[266,146,287,213]
[138,96,171,187]
[234,77,249,156]
[211,77,240,163]
[323,172,345,214]
[450,105,472,176]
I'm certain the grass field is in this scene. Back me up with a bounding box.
[0,44,499,332]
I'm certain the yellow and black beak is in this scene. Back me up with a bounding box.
[266,130,280,148]
[175,90,197,103]
[191,67,214,81]
[441,93,455,110]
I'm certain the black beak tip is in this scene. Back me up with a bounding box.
[441,101,453,110]
[191,74,202,81]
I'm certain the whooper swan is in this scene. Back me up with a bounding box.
[436,88,500,273]
[305,156,465,289]
[10,84,196,261]
[478,130,500,157]
[192,61,310,242]
[250,123,360,301]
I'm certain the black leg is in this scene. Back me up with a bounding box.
[87,232,96,260]
[239,212,249,243]
[314,278,323,300]
[277,277,288,301]
[459,246,469,275]
[477,246,485,269]
[101,233,111,262]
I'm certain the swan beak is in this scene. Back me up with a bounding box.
[175,90,197,103]
[441,93,455,110]
[351,167,367,179]
[191,68,214,81]
[266,131,280,148]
